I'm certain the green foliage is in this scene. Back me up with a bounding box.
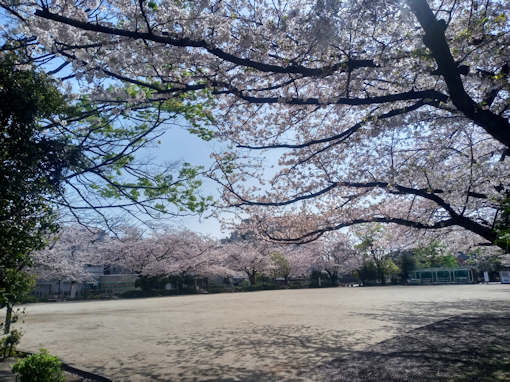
[118,288,198,298]
[355,225,392,284]
[495,197,510,252]
[90,161,212,214]
[1,46,215,249]
[0,329,22,359]
[398,251,416,280]
[270,251,291,280]
[354,225,383,258]
[0,270,35,310]
[0,52,63,249]
[0,271,33,334]
[382,259,399,276]
[0,47,216,334]
[0,51,63,329]
[414,242,458,268]
[436,254,458,268]
[114,81,216,133]
[234,282,286,292]
[11,349,64,382]
[71,83,216,215]
[354,233,376,253]
[216,151,238,174]
[188,126,215,141]
[233,274,288,292]
[358,261,378,284]
[2,46,216,234]
[135,275,168,291]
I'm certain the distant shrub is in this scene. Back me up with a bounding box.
[0,329,22,359]
[206,287,228,294]
[288,281,309,289]
[80,291,115,300]
[118,289,151,299]
[234,282,287,292]
[21,294,39,304]
[358,261,378,285]
[12,349,64,382]
[118,288,198,299]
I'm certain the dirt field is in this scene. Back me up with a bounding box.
[17,284,510,381]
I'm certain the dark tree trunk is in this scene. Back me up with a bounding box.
[376,264,385,285]
[247,271,257,286]
[4,305,12,335]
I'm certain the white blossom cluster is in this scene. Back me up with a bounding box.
[4,0,509,247]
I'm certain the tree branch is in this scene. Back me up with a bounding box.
[237,100,432,150]
[35,9,377,78]
[407,0,510,148]
[262,217,458,244]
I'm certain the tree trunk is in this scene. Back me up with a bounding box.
[325,269,333,285]
[378,267,386,285]
[247,271,257,286]
[407,0,510,149]
[70,281,77,298]
[4,304,12,335]
[374,259,385,285]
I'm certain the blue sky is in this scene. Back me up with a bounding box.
[0,13,254,239]
[140,123,228,238]
[29,51,231,237]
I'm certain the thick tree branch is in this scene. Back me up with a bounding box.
[238,100,431,150]
[262,217,459,244]
[35,9,376,78]
[230,179,497,244]
[225,87,448,106]
[407,0,510,148]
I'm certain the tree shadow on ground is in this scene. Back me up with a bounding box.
[0,368,13,382]
[354,297,510,327]
[85,298,510,381]
[324,311,510,381]
[87,325,357,381]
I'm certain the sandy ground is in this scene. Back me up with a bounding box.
[15,284,510,381]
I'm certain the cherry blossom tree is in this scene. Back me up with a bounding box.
[33,225,237,293]
[221,240,274,285]
[103,227,227,282]
[221,222,320,284]
[265,244,318,284]
[5,0,510,247]
[283,245,318,279]
[32,226,107,281]
[354,224,411,284]
[311,233,362,285]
